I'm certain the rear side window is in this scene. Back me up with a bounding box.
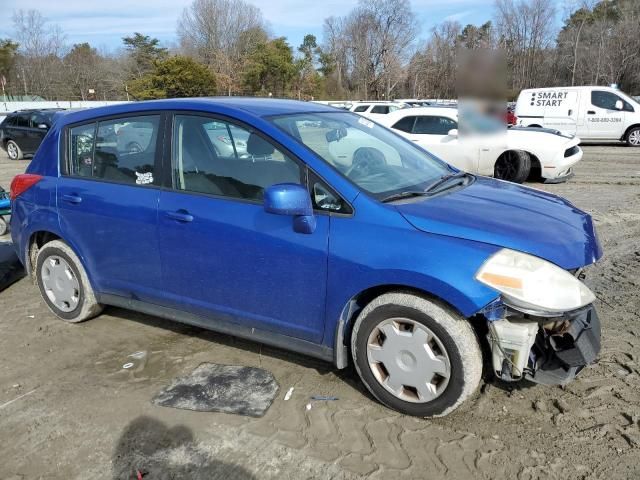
[68,114,160,186]
[3,115,16,126]
[591,91,633,112]
[371,105,390,114]
[413,116,457,135]
[392,116,416,133]
[353,105,369,112]
[15,114,30,127]
[172,114,301,201]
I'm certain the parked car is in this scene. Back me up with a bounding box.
[348,101,410,119]
[515,86,640,145]
[378,106,582,183]
[0,109,64,160]
[10,98,602,417]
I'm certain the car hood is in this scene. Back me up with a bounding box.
[395,177,602,270]
[507,127,580,146]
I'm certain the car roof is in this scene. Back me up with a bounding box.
[56,97,336,127]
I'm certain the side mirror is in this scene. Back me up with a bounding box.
[615,100,624,111]
[447,129,458,137]
[37,123,49,130]
[264,183,316,234]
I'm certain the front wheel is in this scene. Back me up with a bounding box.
[494,150,531,184]
[351,292,482,417]
[626,127,640,147]
[35,240,103,322]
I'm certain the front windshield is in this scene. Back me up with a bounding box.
[270,112,452,198]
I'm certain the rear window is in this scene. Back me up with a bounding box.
[353,105,369,112]
[67,114,160,186]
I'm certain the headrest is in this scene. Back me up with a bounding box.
[247,133,275,156]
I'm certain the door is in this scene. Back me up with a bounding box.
[27,112,50,153]
[587,90,629,139]
[400,115,480,173]
[542,90,578,135]
[157,113,329,343]
[57,114,164,303]
[10,113,31,152]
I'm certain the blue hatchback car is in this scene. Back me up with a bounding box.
[10,98,602,416]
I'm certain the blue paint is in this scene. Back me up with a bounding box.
[10,98,602,359]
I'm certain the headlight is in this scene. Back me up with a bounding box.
[476,249,595,315]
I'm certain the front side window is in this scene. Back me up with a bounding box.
[591,91,633,111]
[270,112,451,199]
[68,114,160,185]
[413,116,458,135]
[172,114,301,201]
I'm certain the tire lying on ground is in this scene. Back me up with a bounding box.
[351,292,483,417]
[35,239,103,322]
[494,150,531,184]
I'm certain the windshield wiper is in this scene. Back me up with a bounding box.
[380,190,429,203]
[423,171,469,194]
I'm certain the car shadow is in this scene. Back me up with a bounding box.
[112,415,257,480]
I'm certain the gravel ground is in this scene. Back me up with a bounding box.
[0,145,639,480]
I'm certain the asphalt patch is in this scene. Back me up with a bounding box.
[152,363,280,417]
[0,242,25,292]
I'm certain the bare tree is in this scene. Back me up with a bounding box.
[177,0,267,95]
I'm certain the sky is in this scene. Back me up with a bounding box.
[0,0,496,52]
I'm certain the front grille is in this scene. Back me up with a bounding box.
[564,146,580,158]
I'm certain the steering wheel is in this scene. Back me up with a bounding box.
[346,147,387,179]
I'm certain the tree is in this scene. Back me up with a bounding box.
[0,39,19,94]
[319,0,418,99]
[128,56,217,99]
[122,32,168,78]
[293,34,322,99]
[178,0,267,95]
[243,38,296,96]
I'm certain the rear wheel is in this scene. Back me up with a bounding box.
[35,240,103,323]
[494,150,531,184]
[351,292,482,417]
[626,127,640,147]
[6,140,22,160]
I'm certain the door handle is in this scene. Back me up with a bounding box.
[62,194,82,204]
[166,210,193,223]
[568,109,573,116]
[587,110,596,115]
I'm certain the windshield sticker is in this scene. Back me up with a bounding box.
[135,172,153,185]
[358,117,374,129]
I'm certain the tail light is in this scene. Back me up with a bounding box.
[10,174,43,200]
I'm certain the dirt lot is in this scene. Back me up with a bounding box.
[1,145,639,480]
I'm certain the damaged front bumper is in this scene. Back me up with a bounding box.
[484,302,601,385]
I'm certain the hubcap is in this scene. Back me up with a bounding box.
[630,130,640,145]
[41,256,80,312]
[7,142,17,159]
[495,152,517,180]
[367,318,451,403]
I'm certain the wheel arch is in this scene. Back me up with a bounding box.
[622,124,640,142]
[333,284,473,369]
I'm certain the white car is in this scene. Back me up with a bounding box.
[378,107,583,184]
[349,101,410,120]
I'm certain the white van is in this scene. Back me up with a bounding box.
[515,86,640,146]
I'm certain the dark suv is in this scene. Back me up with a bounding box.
[0,109,63,160]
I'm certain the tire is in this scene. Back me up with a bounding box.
[6,140,23,160]
[351,292,483,417]
[0,217,7,236]
[494,150,531,184]
[35,239,103,323]
[626,127,640,147]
